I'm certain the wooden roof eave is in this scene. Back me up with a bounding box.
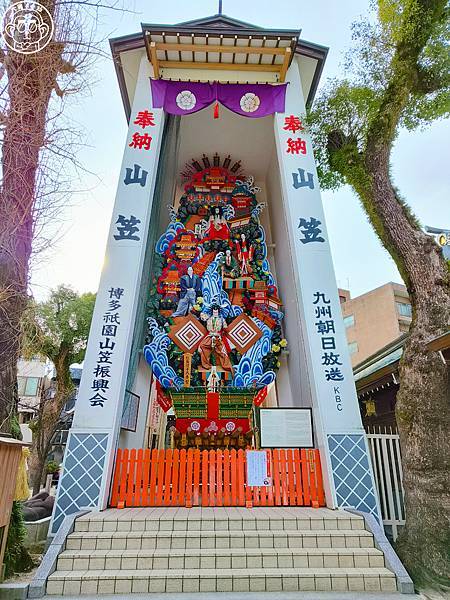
[143,26,299,84]
[109,28,328,120]
[355,362,400,396]
[426,330,450,352]
[141,21,301,40]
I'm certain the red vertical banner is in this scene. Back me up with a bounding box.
[206,392,220,420]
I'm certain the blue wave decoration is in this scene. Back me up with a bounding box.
[155,221,184,255]
[233,317,275,388]
[257,226,275,286]
[144,318,183,389]
[201,253,242,318]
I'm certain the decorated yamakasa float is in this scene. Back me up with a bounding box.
[145,155,286,452]
[51,11,381,531]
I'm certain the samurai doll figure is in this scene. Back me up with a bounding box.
[219,248,239,279]
[172,265,202,317]
[198,305,234,373]
[236,233,254,275]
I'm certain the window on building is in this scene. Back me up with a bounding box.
[17,376,27,395]
[396,302,412,318]
[25,377,39,396]
[343,314,355,328]
[348,341,359,355]
[18,377,40,397]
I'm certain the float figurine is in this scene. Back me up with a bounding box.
[198,305,234,373]
[220,248,239,278]
[204,207,230,241]
[171,265,202,317]
[236,233,254,275]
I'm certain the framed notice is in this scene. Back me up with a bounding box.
[246,450,271,486]
[260,408,314,448]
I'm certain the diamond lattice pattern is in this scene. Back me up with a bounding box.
[327,434,379,518]
[51,432,108,533]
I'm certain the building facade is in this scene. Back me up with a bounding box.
[339,283,412,366]
[17,358,53,422]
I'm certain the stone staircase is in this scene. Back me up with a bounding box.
[46,507,398,595]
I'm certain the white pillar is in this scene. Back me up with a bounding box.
[51,55,166,532]
[273,59,381,519]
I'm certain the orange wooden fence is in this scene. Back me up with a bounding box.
[110,448,325,508]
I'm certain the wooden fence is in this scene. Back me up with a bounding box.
[110,448,325,508]
[0,437,26,578]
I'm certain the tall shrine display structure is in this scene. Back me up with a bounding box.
[51,13,380,533]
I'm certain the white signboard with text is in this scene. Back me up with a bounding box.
[246,450,271,486]
[260,408,313,448]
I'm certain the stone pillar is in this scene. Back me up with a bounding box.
[273,59,380,518]
[51,55,165,533]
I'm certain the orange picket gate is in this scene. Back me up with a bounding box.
[110,448,325,508]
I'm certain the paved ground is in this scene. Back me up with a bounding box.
[41,592,422,600]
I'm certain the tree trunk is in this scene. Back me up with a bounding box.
[28,450,47,496]
[363,145,450,585]
[396,324,450,586]
[28,351,73,493]
[0,17,59,433]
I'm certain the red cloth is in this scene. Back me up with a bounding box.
[204,221,229,241]
[155,380,172,412]
[253,386,268,407]
[207,392,220,420]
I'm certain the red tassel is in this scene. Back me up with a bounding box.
[213,101,219,119]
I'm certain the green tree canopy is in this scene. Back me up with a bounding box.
[308,0,449,192]
[23,285,95,494]
[23,285,95,373]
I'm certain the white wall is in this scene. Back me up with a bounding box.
[266,149,312,408]
[119,354,152,449]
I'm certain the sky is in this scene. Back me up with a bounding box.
[30,0,450,301]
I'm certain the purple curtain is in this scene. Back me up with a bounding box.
[150,79,287,118]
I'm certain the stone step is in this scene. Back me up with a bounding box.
[46,567,398,595]
[74,509,365,533]
[65,528,374,551]
[57,546,386,571]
